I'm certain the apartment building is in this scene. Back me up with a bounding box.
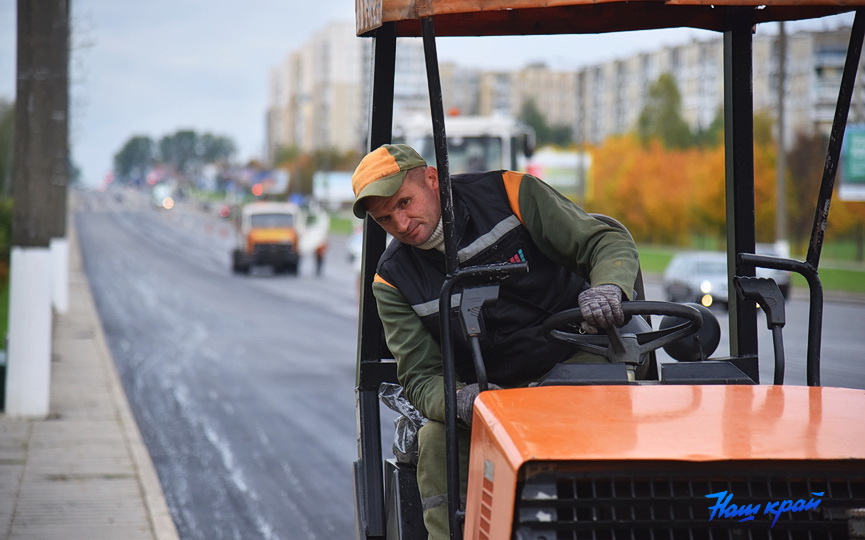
[265,22,368,162]
[266,23,864,163]
[575,25,865,146]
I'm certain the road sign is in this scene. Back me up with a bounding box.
[841,124,865,201]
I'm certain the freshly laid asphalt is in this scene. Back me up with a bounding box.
[0,222,179,540]
[0,210,862,540]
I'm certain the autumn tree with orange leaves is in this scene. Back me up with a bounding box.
[582,73,864,255]
[586,113,784,248]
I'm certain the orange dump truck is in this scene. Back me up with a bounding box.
[231,201,301,275]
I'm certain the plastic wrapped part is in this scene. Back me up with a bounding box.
[379,383,428,464]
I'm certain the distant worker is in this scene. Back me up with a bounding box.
[352,144,639,539]
[315,242,327,277]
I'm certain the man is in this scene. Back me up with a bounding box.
[352,144,639,538]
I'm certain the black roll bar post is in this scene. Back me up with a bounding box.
[420,16,466,539]
[724,10,759,369]
[355,22,397,539]
[421,16,532,540]
[738,9,865,387]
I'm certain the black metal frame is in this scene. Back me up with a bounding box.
[354,23,397,539]
[353,8,865,540]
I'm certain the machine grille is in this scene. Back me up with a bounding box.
[513,462,865,540]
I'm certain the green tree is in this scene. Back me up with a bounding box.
[519,98,550,145]
[692,107,724,148]
[157,130,237,180]
[113,135,156,183]
[199,133,236,162]
[159,130,199,178]
[0,99,13,196]
[753,110,775,146]
[519,98,574,147]
[0,99,13,307]
[637,73,692,149]
[114,130,237,187]
[549,125,574,147]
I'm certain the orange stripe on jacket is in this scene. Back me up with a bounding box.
[501,171,524,224]
[373,273,396,288]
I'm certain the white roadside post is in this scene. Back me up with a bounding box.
[4,0,70,418]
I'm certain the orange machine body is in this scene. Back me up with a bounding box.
[464,384,865,538]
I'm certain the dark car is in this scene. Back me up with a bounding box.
[663,249,791,309]
[663,252,729,308]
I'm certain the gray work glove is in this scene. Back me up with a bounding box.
[456,382,502,428]
[578,284,625,335]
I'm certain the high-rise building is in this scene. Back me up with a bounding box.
[266,22,368,161]
[266,23,865,163]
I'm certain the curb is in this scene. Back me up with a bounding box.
[68,222,180,540]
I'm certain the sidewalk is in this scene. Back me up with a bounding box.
[0,224,179,540]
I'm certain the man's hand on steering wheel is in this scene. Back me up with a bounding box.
[578,284,624,335]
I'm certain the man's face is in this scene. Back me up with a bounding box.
[364,166,441,246]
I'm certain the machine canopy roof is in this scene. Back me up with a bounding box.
[356,0,859,37]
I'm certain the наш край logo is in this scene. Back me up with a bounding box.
[705,491,824,527]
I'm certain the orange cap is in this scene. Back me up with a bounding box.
[351,144,426,218]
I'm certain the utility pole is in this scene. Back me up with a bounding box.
[776,21,789,258]
[5,0,69,417]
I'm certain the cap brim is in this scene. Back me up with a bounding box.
[352,171,408,218]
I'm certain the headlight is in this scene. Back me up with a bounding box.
[700,280,712,294]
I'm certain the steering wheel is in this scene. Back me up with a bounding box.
[541,301,703,366]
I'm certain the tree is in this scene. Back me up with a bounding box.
[786,131,828,250]
[0,101,13,295]
[549,125,574,147]
[785,129,865,259]
[589,129,778,247]
[157,130,237,180]
[112,130,238,186]
[199,133,236,163]
[520,98,550,145]
[159,130,199,178]
[287,147,363,196]
[0,99,13,197]
[692,108,724,148]
[637,73,692,149]
[113,135,156,183]
[517,98,573,147]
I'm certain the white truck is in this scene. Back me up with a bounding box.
[393,114,535,172]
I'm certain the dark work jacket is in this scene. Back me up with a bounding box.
[375,171,588,385]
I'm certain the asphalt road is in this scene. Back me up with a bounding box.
[72,186,865,540]
[643,282,865,389]
[74,188,365,540]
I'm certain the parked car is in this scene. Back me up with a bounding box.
[663,251,729,308]
[663,249,791,309]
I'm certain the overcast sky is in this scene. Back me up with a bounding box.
[0,3,853,187]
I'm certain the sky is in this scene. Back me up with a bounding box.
[0,2,854,187]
